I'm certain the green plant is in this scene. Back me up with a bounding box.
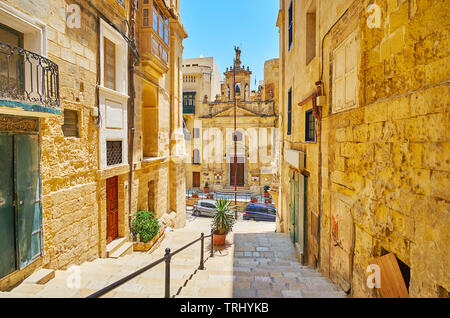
[264,185,271,192]
[211,199,235,235]
[132,210,160,243]
[205,182,209,188]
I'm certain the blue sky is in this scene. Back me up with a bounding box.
[181,0,279,90]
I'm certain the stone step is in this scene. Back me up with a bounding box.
[108,242,134,259]
[22,269,55,285]
[9,283,46,294]
[106,238,128,257]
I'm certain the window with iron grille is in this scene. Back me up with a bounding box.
[305,109,316,142]
[62,109,79,137]
[107,141,123,166]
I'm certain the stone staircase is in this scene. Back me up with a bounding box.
[0,217,345,298]
[176,234,347,298]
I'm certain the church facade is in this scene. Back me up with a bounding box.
[183,48,280,194]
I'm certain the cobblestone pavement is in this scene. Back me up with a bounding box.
[0,210,345,298]
[177,214,346,298]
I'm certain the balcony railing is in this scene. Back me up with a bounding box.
[0,41,60,111]
[183,104,195,114]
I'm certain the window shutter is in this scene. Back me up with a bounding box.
[62,109,79,137]
[104,38,116,90]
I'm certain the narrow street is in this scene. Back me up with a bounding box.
[0,210,344,298]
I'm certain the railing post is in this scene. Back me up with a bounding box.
[199,233,205,270]
[210,229,214,257]
[164,248,171,298]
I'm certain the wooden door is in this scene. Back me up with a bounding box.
[0,133,41,278]
[0,134,16,278]
[192,172,200,188]
[106,176,119,244]
[230,162,245,187]
[15,134,41,268]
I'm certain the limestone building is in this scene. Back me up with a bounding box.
[0,0,187,290]
[183,48,280,194]
[277,0,449,297]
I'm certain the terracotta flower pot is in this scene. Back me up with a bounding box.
[204,187,209,193]
[213,233,227,246]
[251,198,257,203]
[192,194,199,198]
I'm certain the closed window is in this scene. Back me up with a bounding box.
[104,37,116,90]
[193,128,200,139]
[305,109,315,142]
[143,9,149,26]
[287,88,292,135]
[62,109,79,137]
[306,2,317,64]
[233,131,243,141]
[193,149,200,164]
[333,32,358,112]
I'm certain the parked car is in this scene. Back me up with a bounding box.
[243,203,276,222]
[192,199,216,217]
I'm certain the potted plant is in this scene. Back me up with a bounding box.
[265,197,272,204]
[250,196,258,203]
[212,199,235,246]
[207,193,214,199]
[192,191,199,198]
[264,185,271,198]
[132,210,163,252]
[204,182,210,194]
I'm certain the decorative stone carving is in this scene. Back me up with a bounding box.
[0,115,38,132]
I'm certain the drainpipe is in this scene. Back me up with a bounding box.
[128,0,137,238]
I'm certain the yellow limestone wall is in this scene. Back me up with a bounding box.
[0,0,187,289]
[278,0,449,297]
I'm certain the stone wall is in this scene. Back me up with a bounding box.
[321,0,449,297]
[278,0,449,297]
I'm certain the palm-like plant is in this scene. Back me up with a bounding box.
[212,199,235,235]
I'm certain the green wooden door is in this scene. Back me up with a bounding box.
[15,134,41,268]
[289,173,299,243]
[0,133,41,279]
[0,134,17,278]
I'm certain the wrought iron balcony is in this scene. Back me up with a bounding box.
[0,41,60,115]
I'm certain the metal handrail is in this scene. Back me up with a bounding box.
[87,230,214,298]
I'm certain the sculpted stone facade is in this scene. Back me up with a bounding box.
[183,50,280,194]
[277,0,449,297]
